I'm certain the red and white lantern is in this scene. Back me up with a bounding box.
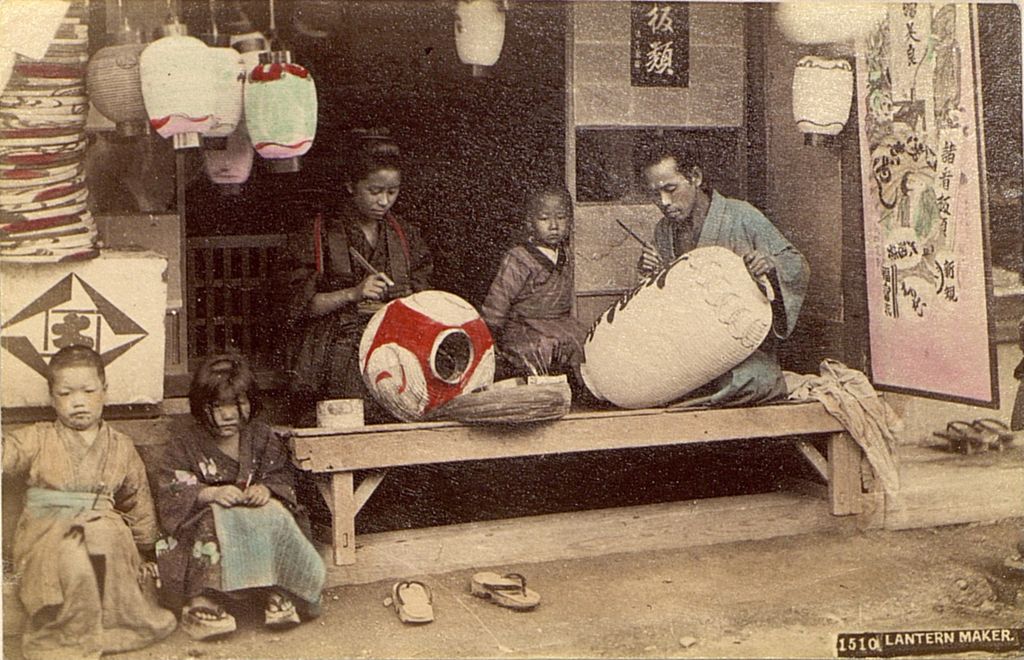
[359,291,495,421]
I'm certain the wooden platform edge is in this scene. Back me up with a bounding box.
[321,491,858,587]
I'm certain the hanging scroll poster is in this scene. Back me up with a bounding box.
[630,1,689,87]
[856,3,997,406]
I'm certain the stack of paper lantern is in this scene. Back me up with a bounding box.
[0,0,97,262]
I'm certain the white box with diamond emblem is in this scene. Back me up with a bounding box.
[1,250,168,408]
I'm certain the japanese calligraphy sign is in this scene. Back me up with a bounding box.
[630,1,689,88]
[856,3,996,405]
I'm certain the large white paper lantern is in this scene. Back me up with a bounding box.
[244,50,317,172]
[203,47,246,142]
[792,56,853,145]
[454,0,505,70]
[139,22,216,149]
[580,247,773,409]
[359,290,495,421]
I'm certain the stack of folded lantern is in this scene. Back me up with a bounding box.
[0,0,96,262]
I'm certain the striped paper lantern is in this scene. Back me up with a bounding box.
[86,42,148,136]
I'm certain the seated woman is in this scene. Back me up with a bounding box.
[278,129,433,424]
[3,345,176,660]
[155,353,325,640]
[481,186,585,380]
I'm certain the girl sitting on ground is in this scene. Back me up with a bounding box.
[2,345,176,659]
[155,352,325,640]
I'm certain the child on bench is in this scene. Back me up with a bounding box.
[2,345,176,660]
[481,186,586,381]
[154,352,325,640]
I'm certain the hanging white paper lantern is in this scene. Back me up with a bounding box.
[454,0,505,68]
[359,290,495,421]
[244,50,317,172]
[139,22,217,149]
[204,46,246,141]
[86,40,148,137]
[792,56,853,144]
[580,247,772,409]
[774,2,886,45]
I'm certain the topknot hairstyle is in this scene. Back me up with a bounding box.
[345,128,402,184]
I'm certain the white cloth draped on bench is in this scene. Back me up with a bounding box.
[785,359,901,493]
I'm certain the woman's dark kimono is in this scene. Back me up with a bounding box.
[154,419,321,611]
[278,211,433,422]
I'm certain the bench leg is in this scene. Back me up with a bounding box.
[317,472,357,566]
[827,431,863,515]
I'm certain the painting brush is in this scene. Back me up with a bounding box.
[615,219,653,250]
[349,247,396,287]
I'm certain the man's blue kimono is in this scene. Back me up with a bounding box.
[653,191,810,406]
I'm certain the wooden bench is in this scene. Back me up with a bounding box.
[288,401,871,567]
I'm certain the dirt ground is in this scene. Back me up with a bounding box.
[5,518,1024,659]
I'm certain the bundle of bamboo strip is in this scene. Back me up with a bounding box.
[428,375,571,425]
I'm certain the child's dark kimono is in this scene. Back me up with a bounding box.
[482,242,585,377]
[154,419,324,612]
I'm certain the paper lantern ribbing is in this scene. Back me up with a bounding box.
[139,23,216,149]
[359,290,495,421]
[454,0,505,68]
[244,52,317,172]
[580,247,773,409]
[792,56,853,143]
[204,47,246,140]
[86,41,148,136]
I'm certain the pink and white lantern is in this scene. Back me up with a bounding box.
[244,50,317,172]
[139,21,216,149]
[359,291,495,421]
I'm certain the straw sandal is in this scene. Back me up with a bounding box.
[389,580,434,624]
[180,604,236,640]
[933,421,989,454]
[265,592,301,628]
[972,419,1016,450]
[470,572,540,611]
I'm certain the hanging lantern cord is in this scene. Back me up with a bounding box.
[267,0,277,45]
[209,0,219,41]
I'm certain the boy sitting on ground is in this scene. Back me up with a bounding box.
[2,345,177,660]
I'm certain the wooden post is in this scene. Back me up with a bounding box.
[328,472,356,566]
[316,399,364,565]
[827,431,863,515]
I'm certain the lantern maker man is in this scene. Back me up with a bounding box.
[636,144,811,406]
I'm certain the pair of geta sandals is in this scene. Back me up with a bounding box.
[181,592,300,640]
[934,418,1017,454]
[388,572,541,624]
